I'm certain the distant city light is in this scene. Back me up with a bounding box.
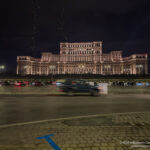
[0,65,5,69]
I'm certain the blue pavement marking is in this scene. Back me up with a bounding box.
[37,134,61,150]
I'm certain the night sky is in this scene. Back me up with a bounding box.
[0,0,150,73]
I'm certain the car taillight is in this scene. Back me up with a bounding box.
[15,82,21,86]
[59,88,64,92]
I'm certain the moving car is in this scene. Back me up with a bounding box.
[31,81,43,86]
[59,80,100,96]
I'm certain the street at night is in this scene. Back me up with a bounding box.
[0,87,150,125]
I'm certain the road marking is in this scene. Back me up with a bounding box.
[0,111,150,128]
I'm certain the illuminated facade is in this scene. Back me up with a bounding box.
[17,41,148,75]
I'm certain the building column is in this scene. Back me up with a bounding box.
[145,61,148,74]
[132,63,136,74]
[112,64,115,75]
[121,64,123,74]
[27,62,30,75]
[16,64,19,75]
[39,63,41,75]
[100,63,103,75]
[94,63,96,74]
[57,63,59,74]
[130,64,133,74]
[47,64,49,75]
[30,62,33,75]
[64,63,66,74]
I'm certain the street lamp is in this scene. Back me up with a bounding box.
[0,65,5,69]
[0,65,6,73]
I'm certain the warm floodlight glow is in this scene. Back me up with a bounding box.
[24,66,28,69]
[49,65,56,69]
[16,41,148,75]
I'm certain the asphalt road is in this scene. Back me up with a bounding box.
[0,94,150,125]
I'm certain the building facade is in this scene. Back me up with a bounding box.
[17,41,148,75]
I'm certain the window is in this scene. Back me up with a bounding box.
[136,64,143,68]
[62,44,66,48]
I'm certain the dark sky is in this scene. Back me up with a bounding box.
[0,0,150,72]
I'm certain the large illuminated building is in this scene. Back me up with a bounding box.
[17,41,148,75]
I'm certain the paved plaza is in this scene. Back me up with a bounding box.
[0,111,150,150]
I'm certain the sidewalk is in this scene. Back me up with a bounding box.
[0,112,150,150]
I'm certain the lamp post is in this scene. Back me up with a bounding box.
[0,65,6,74]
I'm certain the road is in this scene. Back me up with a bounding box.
[0,93,150,125]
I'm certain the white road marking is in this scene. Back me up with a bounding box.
[0,111,149,128]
